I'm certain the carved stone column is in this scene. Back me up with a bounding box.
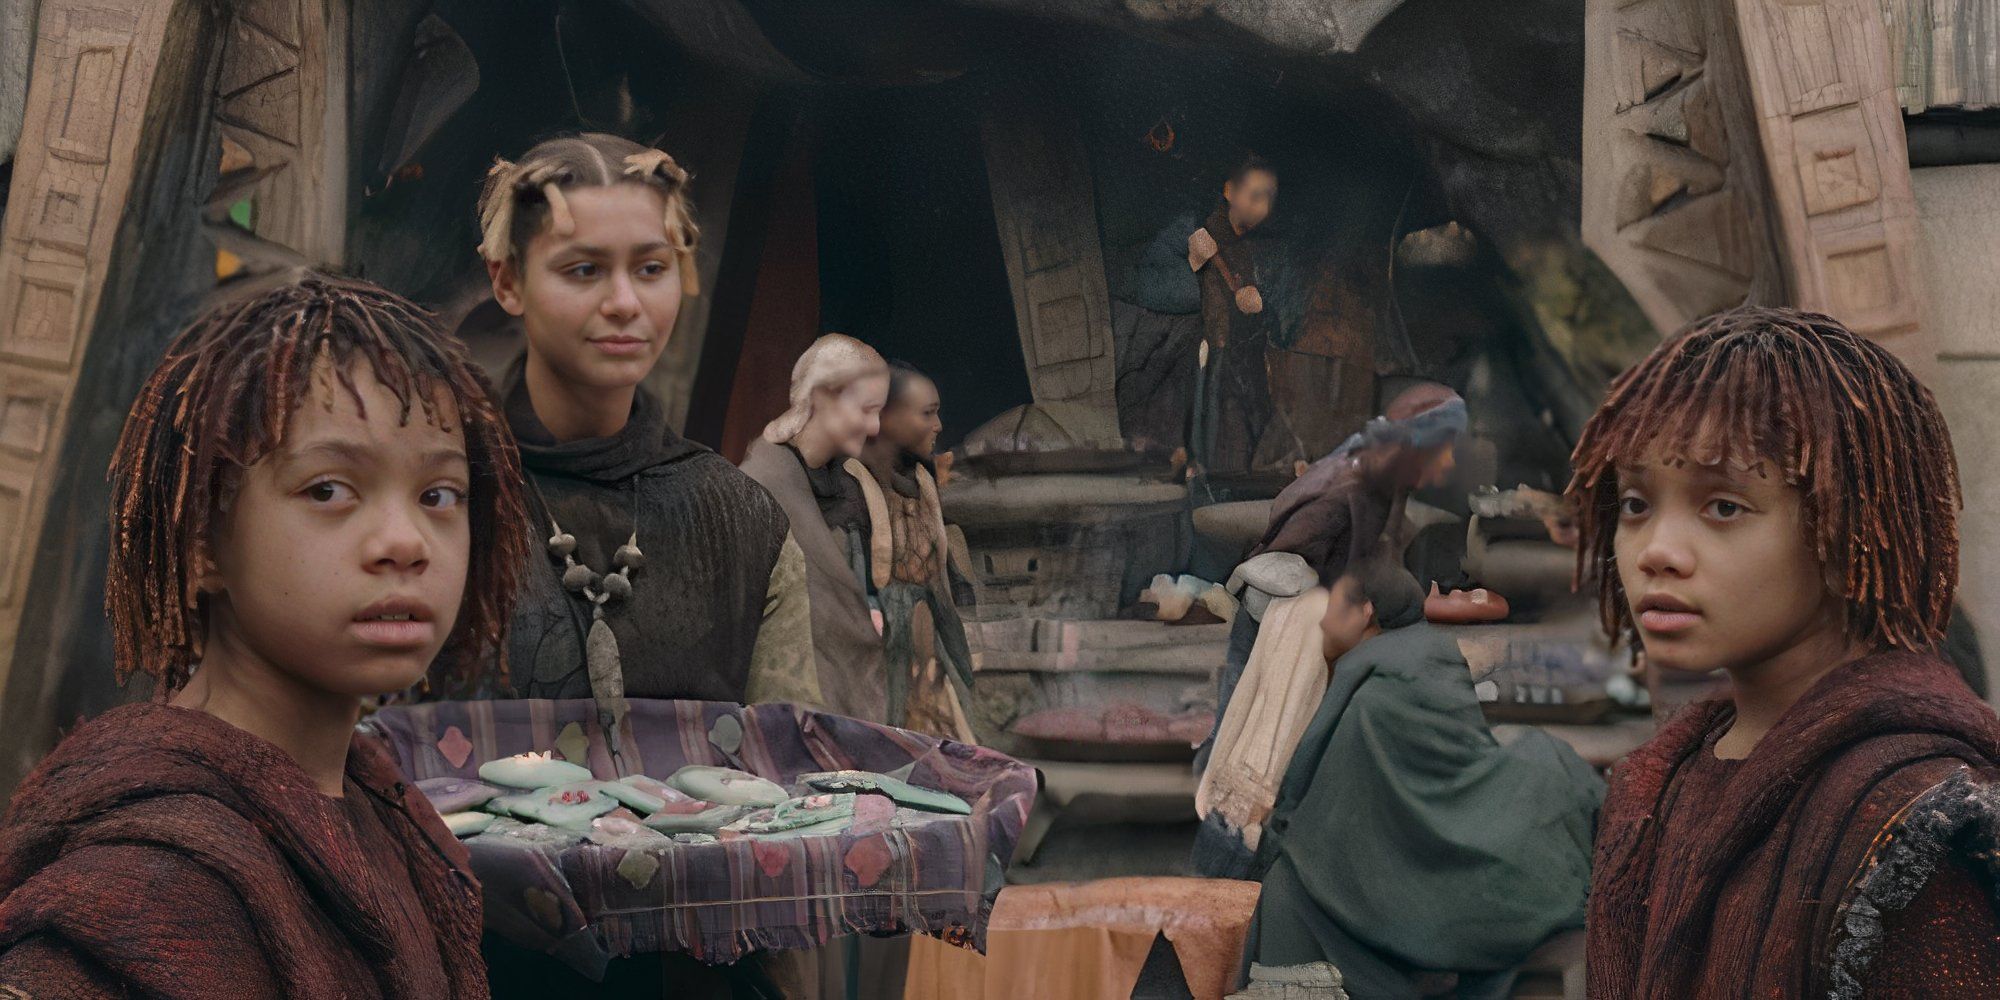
[981,98,1122,447]
[1733,0,1928,358]
[0,0,181,699]
[0,0,344,774]
[1584,0,1930,365]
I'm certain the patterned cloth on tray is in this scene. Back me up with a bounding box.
[360,698,1036,978]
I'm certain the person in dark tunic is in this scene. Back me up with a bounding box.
[1188,155,1279,475]
[1571,307,2000,998]
[474,133,820,1000]
[858,360,976,740]
[739,334,894,724]
[1251,381,1464,584]
[475,134,818,716]
[1193,383,1465,804]
[0,278,523,999]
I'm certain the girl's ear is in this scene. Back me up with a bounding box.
[489,258,526,317]
[187,541,224,606]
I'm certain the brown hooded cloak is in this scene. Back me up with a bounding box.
[0,704,486,999]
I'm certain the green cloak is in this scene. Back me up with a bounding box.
[1252,623,1603,980]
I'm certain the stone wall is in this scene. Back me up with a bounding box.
[1911,162,2000,701]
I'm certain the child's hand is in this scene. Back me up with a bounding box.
[1235,285,1263,314]
[1188,227,1219,270]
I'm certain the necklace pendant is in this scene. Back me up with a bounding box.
[614,542,645,571]
[586,614,629,759]
[548,532,577,558]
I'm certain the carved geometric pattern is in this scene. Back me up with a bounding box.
[214,7,302,249]
[1,261,89,369]
[0,367,66,459]
[1734,0,1926,352]
[981,101,1121,444]
[238,0,302,47]
[0,0,175,715]
[27,170,100,255]
[1789,104,1879,216]
[1584,0,1780,331]
[45,20,134,165]
[1587,0,1924,359]
[218,15,296,99]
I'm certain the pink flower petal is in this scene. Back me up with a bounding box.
[752,839,792,878]
[438,726,472,769]
[851,793,896,834]
[844,835,893,889]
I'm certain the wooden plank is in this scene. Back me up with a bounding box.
[1735,0,1930,364]
[1581,0,1788,336]
[980,98,1121,447]
[0,0,178,770]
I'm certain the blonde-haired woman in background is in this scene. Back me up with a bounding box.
[740,334,894,722]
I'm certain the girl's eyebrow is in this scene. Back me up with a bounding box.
[553,240,673,257]
[283,439,373,468]
[414,446,473,472]
[284,439,467,472]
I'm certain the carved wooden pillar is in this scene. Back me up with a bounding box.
[980,99,1122,447]
[0,0,181,695]
[211,0,346,272]
[1583,0,1928,363]
[1583,0,1790,334]
[1733,0,1927,357]
[0,0,344,715]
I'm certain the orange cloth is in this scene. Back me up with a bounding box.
[904,933,991,1000]
[906,878,1261,1000]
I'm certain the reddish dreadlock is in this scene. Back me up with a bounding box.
[1566,306,1960,653]
[107,275,532,694]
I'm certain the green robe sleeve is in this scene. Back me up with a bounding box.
[744,531,822,707]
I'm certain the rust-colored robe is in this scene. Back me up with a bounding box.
[0,704,486,999]
[1587,651,2000,998]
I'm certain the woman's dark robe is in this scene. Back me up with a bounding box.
[1194,203,1276,474]
[0,704,486,999]
[1250,452,1399,584]
[741,437,888,723]
[1587,651,2000,998]
[498,361,819,707]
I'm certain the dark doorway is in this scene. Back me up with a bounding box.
[813,83,1031,450]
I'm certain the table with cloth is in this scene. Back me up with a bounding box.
[360,698,1037,980]
[904,877,1262,1000]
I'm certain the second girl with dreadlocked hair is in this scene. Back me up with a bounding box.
[0,276,529,999]
[476,133,821,726]
[1574,307,2000,998]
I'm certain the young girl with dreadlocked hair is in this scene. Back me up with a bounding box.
[476,133,819,730]
[1574,307,2000,998]
[0,276,530,999]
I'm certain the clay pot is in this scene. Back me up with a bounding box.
[1424,582,1510,624]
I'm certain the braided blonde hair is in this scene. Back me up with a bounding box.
[475,133,701,296]
[763,334,888,445]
